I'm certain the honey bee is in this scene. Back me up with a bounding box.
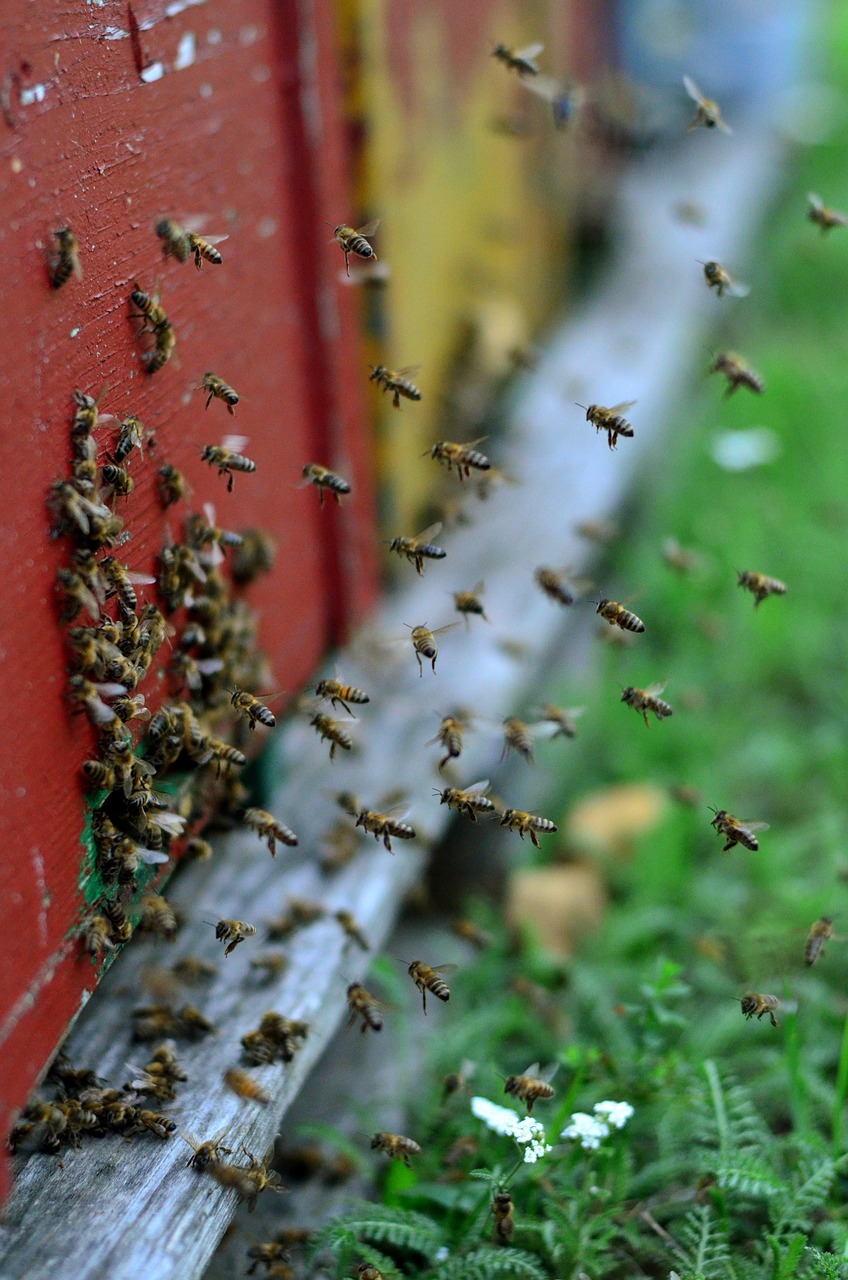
[739,993,780,1027]
[334,909,370,950]
[425,439,491,481]
[388,523,447,575]
[356,1265,383,1280]
[82,914,115,956]
[309,713,354,760]
[301,463,351,506]
[493,1188,515,1242]
[491,41,544,76]
[266,899,325,940]
[130,280,177,372]
[708,351,764,397]
[101,556,155,616]
[230,687,277,730]
[181,1126,234,1172]
[442,1060,476,1099]
[807,192,848,232]
[368,363,421,409]
[249,951,289,982]
[241,1014,309,1065]
[247,1244,294,1275]
[147,321,177,373]
[346,982,384,1033]
[224,1067,271,1106]
[452,581,489,626]
[201,373,239,415]
[534,566,578,606]
[502,717,537,764]
[425,714,467,770]
[683,75,731,133]
[244,807,299,856]
[521,74,586,129]
[621,683,673,727]
[575,519,618,544]
[451,919,494,950]
[406,622,460,675]
[503,1062,556,1113]
[103,897,132,945]
[534,703,584,739]
[172,955,219,983]
[67,674,125,726]
[188,230,227,269]
[214,1148,285,1212]
[709,807,769,853]
[110,415,145,465]
[155,217,192,262]
[201,436,257,492]
[499,808,558,848]
[737,570,787,608]
[50,225,83,288]
[662,536,701,574]
[207,918,257,956]
[699,259,749,299]
[596,598,645,633]
[314,677,370,715]
[320,821,360,874]
[577,401,636,450]
[139,893,181,940]
[333,219,380,276]
[348,794,415,852]
[231,527,276,583]
[370,1132,420,1167]
[407,960,457,1013]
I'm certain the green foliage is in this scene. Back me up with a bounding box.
[673,1205,732,1280]
[430,1247,548,1280]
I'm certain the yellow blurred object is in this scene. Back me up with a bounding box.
[507,863,606,959]
[566,783,669,858]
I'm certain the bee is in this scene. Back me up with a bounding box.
[181,1127,234,1172]
[807,192,848,232]
[172,955,219,983]
[314,677,370,715]
[499,808,558,848]
[575,519,618,544]
[157,463,190,508]
[335,909,370,950]
[368,363,421,409]
[521,74,586,129]
[49,479,109,540]
[113,415,145,464]
[737,570,787,608]
[155,217,192,262]
[370,1132,420,1167]
[534,566,577,607]
[491,41,544,76]
[356,1266,382,1280]
[708,351,764,397]
[82,914,115,956]
[232,528,277,583]
[247,1244,294,1275]
[188,230,227,269]
[333,219,380,276]
[709,807,769,853]
[249,951,290,981]
[224,1067,271,1106]
[452,581,489,626]
[131,280,176,372]
[103,897,132,945]
[535,703,584,739]
[346,982,384,1033]
[426,714,467,770]
[804,916,834,967]
[147,321,177,373]
[739,993,780,1027]
[493,1188,515,1243]
[300,462,352,508]
[201,436,257,492]
[388,523,447,575]
[308,712,353,760]
[502,717,536,764]
[138,894,181,940]
[596,598,645,633]
[425,439,491,481]
[700,259,749,299]
[230,687,277,730]
[577,401,636,450]
[266,899,325,941]
[207,918,257,956]
[503,1062,556,1113]
[101,557,155,617]
[621,683,673,727]
[451,919,494,949]
[683,75,731,133]
[50,225,83,288]
[244,807,299,856]
[320,821,360,874]
[407,960,457,1014]
[201,373,239,415]
[662,536,701,574]
[67,674,125,726]
[406,622,460,676]
[353,801,415,852]
[434,778,497,824]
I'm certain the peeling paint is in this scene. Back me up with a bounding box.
[199,82,213,98]
[141,61,165,83]
[20,84,47,106]
[0,939,76,1051]
[207,27,222,44]
[165,0,208,17]
[30,847,49,948]
[174,31,196,71]
[256,216,278,239]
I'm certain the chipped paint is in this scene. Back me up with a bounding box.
[207,27,222,44]
[30,847,49,948]
[141,61,165,83]
[165,0,208,16]
[199,82,213,98]
[19,84,47,106]
[256,215,278,239]
[175,31,196,70]
[0,939,76,1051]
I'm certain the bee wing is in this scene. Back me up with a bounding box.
[519,72,561,103]
[725,277,750,298]
[355,218,381,237]
[221,433,250,451]
[432,963,459,976]
[682,74,704,105]
[395,364,422,377]
[196,233,229,245]
[465,779,491,795]
[715,114,732,135]
[430,621,463,638]
[459,436,489,449]
[126,571,157,586]
[608,400,637,415]
[470,580,485,595]
[738,821,770,834]
[522,1061,558,1082]
[412,522,443,545]
[808,192,824,212]
[514,41,545,60]
[643,682,668,697]
[72,255,84,281]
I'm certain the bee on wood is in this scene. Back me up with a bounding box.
[493,1188,515,1242]
[407,960,457,1014]
[370,1132,420,1167]
[311,711,355,761]
[188,230,227,269]
[113,415,145,464]
[103,897,132,945]
[491,41,544,76]
[130,279,175,370]
[708,351,764,397]
[737,570,787,608]
[453,581,488,626]
[499,808,558,848]
[50,225,83,288]
[230,687,277,730]
[807,192,848,232]
[709,807,769,853]
[335,909,370,950]
[101,556,155,617]
[502,717,537,764]
[147,320,177,373]
[314,677,369,715]
[301,463,351,506]
[621,683,673,726]
[577,401,636,450]
[67,674,127,726]
[435,779,497,823]
[157,463,190,508]
[368,363,421,409]
[224,1067,271,1106]
[405,622,460,676]
[206,918,257,956]
[804,916,834,967]
[346,982,384,1033]
[351,797,415,853]
[82,914,115,956]
[333,219,380,276]
[700,259,749,299]
[535,566,578,606]
[201,436,257,492]
[132,1003,216,1042]
[241,1014,309,1066]
[535,703,584,739]
[244,807,299,856]
[596,598,645,633]
[739,993,780,1027]
[201,373,239,415]
[388,523,447,575]
[425,439,491,481]
[504,1062,556,1113]
[683,75,731,133]
[181,1127,234,1172]
[426,713,467,770]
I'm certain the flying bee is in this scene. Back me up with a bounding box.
[320,820,360,874]
[206,918,257,957]
[353,800,415,852]
[493,1189,515,1243]
[425,439,490,481]
[737,570,787,608]
[201,436,257,491]
[500,808,558,848]
[453,581,488,626]
[346,982,384,1033]
[739,993,780,1027]
[139,893,181,941]
[155,217,192,262]
[621,683,673,727]
[442,1060,477,1099]
[596,598,645,633]
[310,713,353,760]
[683,75,731,133]
[388,523,447,575]
[224,1067,271,1106]
[201,373,239,415]
[405,622,460,676]
[708,351,764,397]
[662,536,701,574]
[188,230,227,269]
[368,363,421,409]
[502,717,537,764]
[709,807,769,853]
[249,951,289,981]
[535,703,584,739]
[491,41,544,76]
[230,687,277,730]
[181,1127,234,1172]
[232,528,276,583]
[333,219,380,276]
[804,916,834,967]
[212,1147,286,1212]
[425,713,467,770]
[807,192,848,232]
[434,780,496,823]
[50,225,83,288]
[370,1132,420,1168]
[244,807,299,856]
[451,920,494,950]
[157,463,190,508]
[577,401,636,450]
[335,910,370,950]
[407,960,457,1014]
[301,463,351,506]
[534,566,579,606]
[503,1062,556,1113]
[521,74,586,129]
[314,677,369,716]
[699,259,749,298]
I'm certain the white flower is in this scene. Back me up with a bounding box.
[435,1247,450,1262]
[560,1112,610,1151]
[593,1100,634,1130]
[471,1097,552,1162]
[471,1096,521,1136]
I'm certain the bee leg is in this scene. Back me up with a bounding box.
[530,831,540,849]
[769,1012,779,1027]
[205,392,213,410]
[227,474,235,493]
[643,713,650,728]
[226,403,235,416]
[318,488,325,508]
[344,250,351,278]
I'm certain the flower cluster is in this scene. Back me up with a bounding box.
[561,1099,634,1151]
[471,1096,553,1163]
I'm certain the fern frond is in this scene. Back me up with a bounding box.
[317,1203,445,1261]
[432,1246,549,1280]
[673,1205,731,1280]
[716,1155,784,1199]
[771,1152,835,1235]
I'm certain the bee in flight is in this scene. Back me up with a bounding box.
[425,439,491,482]
[230,687,278,730]
[243,807,299,856]
[407,960,457,1014]
[709,807,769,853]
[499,808,557,848]
[333,219,380,276]
[369,364,421,409]
[521,74,586,130]
[804,916,834,967]
[739,993,780,1027]
[621,683,673,727]
[188,230,227,269]
[577,401,636,450]
[50,225,83,288]
[596,598,645,632]
[346,982,385,1033]
[315,677,370,715]
[388,523,447,575]
[491,41,544,76]
[501,717,538,765]
[453,581,489,626]
[405,621,460,675]
[708,351,764,397]
[370,1131,420,1167]
[699,260,749,298]
[503,1061,556,1113]
[310,712,353,760]
[352,799,415,853]
[206,918,257,957]
[201,435,257,491]
[201,373,239,415]
[683,75,731,133]
[535,566,579,606]
[534,703,584,739]
[807,192,848,232]
[434,779,497,823]
[425,713,467,770]
[737,570,787,608]
[301,463,351,507]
